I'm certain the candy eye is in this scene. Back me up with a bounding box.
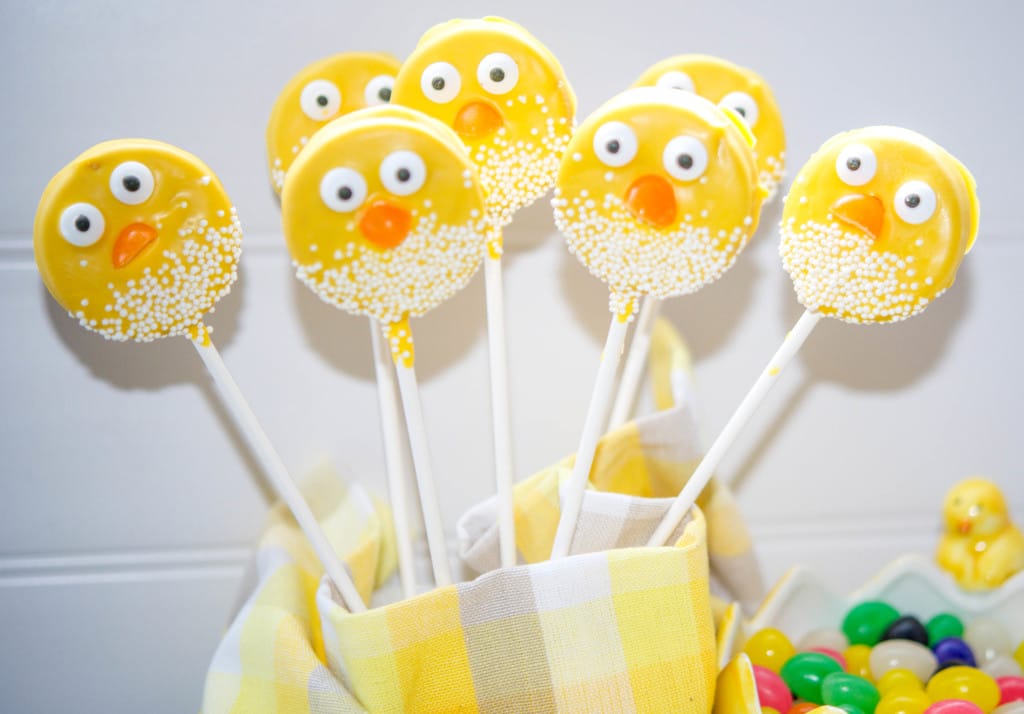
[420,62,461,104]
[477,52,519,95]
[319,168,367,213]
[379,150,426,196]
[59,202,105,247]
[300,79,342,121]
[894,180,937,225]
[662,136,708,181]
[109,161,154,205]
[719,91,759,127]
[593,121,638,167]
[836,143,877,186]
[655,70,696,93]
[364,75,394,106]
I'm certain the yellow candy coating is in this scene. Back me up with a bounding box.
[1016,640,1024,671]
[845,644,875,681]
[743,628,796,674]
[34,139,241,342]
[633,54,786,200]
[876,689,933,714]
[877,668,924,696]
[554,87,762,316]
[266,51,402,195]
[280,105,487,333]
[781,126,979,324]
[392,16,576,238]
[925,666,1000,713]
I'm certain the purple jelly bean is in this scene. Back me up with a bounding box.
[935,637,977,668]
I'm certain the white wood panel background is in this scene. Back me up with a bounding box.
[2,1,1022,711]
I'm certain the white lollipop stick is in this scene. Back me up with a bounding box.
[191,335,366,613]
[607,296,662,430]
[647,308,821,546]
[550,313,631,559]
[484,252,517,569]
[369,320,416,598]
[392,357,452,587]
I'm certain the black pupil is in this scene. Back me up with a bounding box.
[123,175,141,192]
[338,186,353,201]
[75,215,91,232]
[677,154,694,170]
[847,157,862,171]
[734,107,746,117]
[378,87,392,102]
[432,77,445,91]
[397,168,411,182]
[606,139,620,154]
[316,95,329,107]
[490,67,505,82]
[905,193,921,208]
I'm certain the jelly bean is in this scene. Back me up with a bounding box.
[876,689,932,714]
[985,658,1024,679]
[878,668,925,696]
[926,666,1000,712]
[938,660,976,673]
[754,664,795,713]
[764,708,781,714]
[935,638,978,668]
[928,614,966,647]
[999,676,1024,704]
[822,672,881,713]
[872,639,939,682]
[789,703,820,714]
[782,653,845,704]
[801,629,851,654]
[844,602,902,646]
[846,645,875,680]
[1015,642,1024,672]
[885,616,931,646]
[923,701,985,714]
[746,628,798,674]
[812,648,848,669]
[993,703,1024,714]
[965,619,1012,665]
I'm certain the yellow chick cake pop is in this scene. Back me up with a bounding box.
[781,126,979,324]
[391,16,575,253]
[34,139,242,342]
[634,54,786,200]
[554,87,764,317]
[266,51,402,195]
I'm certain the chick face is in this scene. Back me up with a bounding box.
[943,478,1011,538]
[266,52,402,194]
[34,139,242,342]
[281,105,487,326]
[781,127,979,324]
[634,55,786,200]
[554,87,763,316]
[391,17,576,231]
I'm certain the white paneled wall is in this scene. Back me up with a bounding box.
[2,1,1023,710]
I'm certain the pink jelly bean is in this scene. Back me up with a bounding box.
[924,700,985,714]
[810,647,847,670]
[754,664,795,713]
[1000,676,1024,705]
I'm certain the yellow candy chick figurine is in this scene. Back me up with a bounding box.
[281,104,487,355]
[782,127,979,324]
[34,139,242,342]
[266,51,402,194]
[554,87,763,317]
[391,16,575,252]
[937,477,1024,590]
[634,55,786,200]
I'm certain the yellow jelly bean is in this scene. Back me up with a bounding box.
[876,689,932,714]
[845,644,874,681]
[763,708,781,714]
[744,628,797,674]
[878,668,924,696]
[1016,640,1024,671]
[925,666,1000,713]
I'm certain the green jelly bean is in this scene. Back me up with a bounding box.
[823,672,881,714]
[927,613,965,647]
[843,601,901,646]
[781,652,845,703]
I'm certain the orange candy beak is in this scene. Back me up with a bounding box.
[625,174,677,228]
[453,101,504,139]
[832,194,885,240]
[112,222,158,269]
[359,200,412,249]
[957,519,973,534]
